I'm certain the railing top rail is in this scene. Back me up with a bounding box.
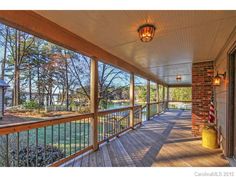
[168,100,192,103]
[149,102,159,105]
[0,113,94,135]
[98,105,141,116]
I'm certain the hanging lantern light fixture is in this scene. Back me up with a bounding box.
[176,75,182,82]
[137,24,156,42]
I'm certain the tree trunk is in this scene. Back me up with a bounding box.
[49,87,53,105]
[65,59,69,111]
[13,30,20,106]
[60,86,65,105]
[1,27,9,80]
[28,65,32,100]
[37,60,41,105]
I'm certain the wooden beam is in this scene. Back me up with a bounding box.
[90,58,99,151]
[129,74,135,128]
[0,10,164,85]
[146,80,150,120]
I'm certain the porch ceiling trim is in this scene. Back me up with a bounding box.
[0,10,166,85]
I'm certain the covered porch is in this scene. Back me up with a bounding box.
[0,10,235,167]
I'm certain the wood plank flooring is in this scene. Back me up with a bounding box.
[62,110,229,167]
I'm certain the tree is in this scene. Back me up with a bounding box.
[169,87,192,101]
[6,29,35,105]
[0,25,9,80]
[0,22,131,114]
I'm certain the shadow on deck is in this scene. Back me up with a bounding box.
[62,110,229,167]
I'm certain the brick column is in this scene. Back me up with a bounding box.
[192,61,214,136]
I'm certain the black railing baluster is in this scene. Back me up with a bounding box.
[107,116,109,138]
[128,110,129,127]
[74,121,77,153]
[36,128,38,167]
[87,118,90,146]
[27,130,29,167]
[64,123,66,157]
[98,117,100,142]
[69,122,72,155]
[79,120,82,150]
[83,118,85,149]
[103,116,105,140]
[17,132,19,167]
[106,115,109,139]
[58,124,60,149]
[114,113,116,134]
[118,120,120,133]
[44,127,46,165]
[100,116,102,141]
[51,125,54,146]
[5,134,9,167]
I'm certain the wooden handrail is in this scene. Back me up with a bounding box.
[0,113,94,135]
[97,105,141,116]
[149,102,159,105]
[168,101,192,103]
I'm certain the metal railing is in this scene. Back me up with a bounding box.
[0,105,143,167]
[168,101,192,110]
[149,102,158,118]
[0,101,173,167]
[134,105,142,126]
[0,113,93,167]
[97,107,130,143]
[97,105,142,143]
[141,104,147,121]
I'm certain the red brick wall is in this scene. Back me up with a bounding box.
[192,61,214,136]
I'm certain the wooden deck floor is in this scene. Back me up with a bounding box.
[62,110,229,167]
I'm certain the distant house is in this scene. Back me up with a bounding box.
[0,80,9,119]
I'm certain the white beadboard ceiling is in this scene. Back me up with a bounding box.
[34,10,236,85]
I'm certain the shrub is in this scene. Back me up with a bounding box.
[10,145,65,167]
[23,100,40,110]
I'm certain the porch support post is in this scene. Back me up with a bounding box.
[130,73,135,128]
[147,80,150,120]
[167,86,169,110]
[156,83,159,115]
[90,57,99,151]
[162,85,165,112]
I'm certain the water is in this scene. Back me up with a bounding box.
[106,102,130,109]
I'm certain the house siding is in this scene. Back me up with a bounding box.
[215,31,236,156]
